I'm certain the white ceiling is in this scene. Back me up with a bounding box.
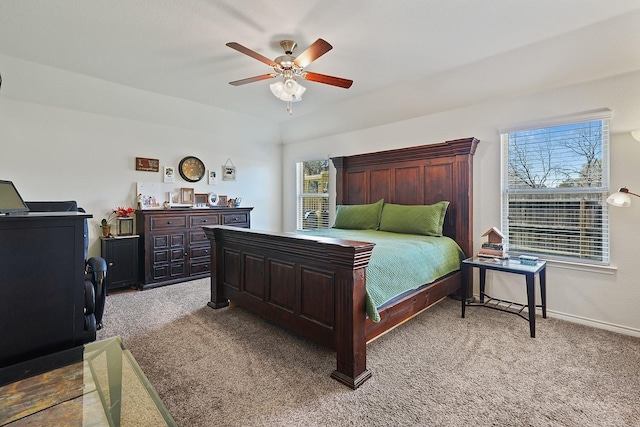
[1,0,640,140]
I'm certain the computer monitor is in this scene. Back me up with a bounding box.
[0,180,30,215]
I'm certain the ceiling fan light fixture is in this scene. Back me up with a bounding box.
[270,80,305,102]
[283,78,299,95]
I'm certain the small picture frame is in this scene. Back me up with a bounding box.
[208,170,218,185]
[180,187,195,204]
[168,192,180,204]
[195,193,208,206]
[222,166,235,181]
[222,158,236,181]
[217,195,228,206]
[164,166,175,183]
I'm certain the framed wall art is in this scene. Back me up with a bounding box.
[135,157,159,172]
[222,158,236,181]
[208,170,218,185]
[164,166,175,183]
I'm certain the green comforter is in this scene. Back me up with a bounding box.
[299,229,464,322]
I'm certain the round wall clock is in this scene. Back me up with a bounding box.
[178,156,205,182]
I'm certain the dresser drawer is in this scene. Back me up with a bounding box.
[150,215,187,230]
[190,214,219,228]
[189,229,208,245]
[190,245,210,259]
[222,212,248,226]
[189,260,210,276]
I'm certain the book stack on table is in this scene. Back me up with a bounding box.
[478,242,507,259]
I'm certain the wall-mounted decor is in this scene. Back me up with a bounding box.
[180,187,195,204]
[136,157,160,172]
[179,156,205,182]
[217,195,228,206]
[164,166,175,183]
[208,170,218,185]
[222,158,236,181]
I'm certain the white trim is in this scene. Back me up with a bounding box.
[469,293,640,338]
[498,107,612,134]
[546,309,640,338]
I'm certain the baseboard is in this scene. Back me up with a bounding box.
[469,293,640,338]
[545,309,640,338]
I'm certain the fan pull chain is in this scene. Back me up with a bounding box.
[286,101,293,115]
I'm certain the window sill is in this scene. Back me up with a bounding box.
[544,258,617,275]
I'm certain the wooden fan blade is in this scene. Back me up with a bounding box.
[294,38,333,68]
[229,74,277,86]
[226,42,276,67]
[302,72,353,89]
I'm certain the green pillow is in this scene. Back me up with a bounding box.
[379,201,449,236]
[333,199,384,230]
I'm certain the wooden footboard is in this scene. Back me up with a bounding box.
[204,225,376,388]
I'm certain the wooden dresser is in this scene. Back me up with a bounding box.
[135,207,252,289]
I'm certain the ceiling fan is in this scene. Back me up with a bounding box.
[226,38,353,114]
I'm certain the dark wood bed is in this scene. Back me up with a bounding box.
[203,137,478,389]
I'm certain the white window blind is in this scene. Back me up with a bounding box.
[296,160,330,230]
[501,112,610,264]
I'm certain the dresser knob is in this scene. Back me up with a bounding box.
[167,221,172,224]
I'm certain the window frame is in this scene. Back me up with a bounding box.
[500,109,612,265]
[296,159,330,231]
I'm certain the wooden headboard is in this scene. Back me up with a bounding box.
[331,137,478,258]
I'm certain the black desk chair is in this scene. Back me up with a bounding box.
[25,201,107,341]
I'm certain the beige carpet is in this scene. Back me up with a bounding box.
[98,279,640,427]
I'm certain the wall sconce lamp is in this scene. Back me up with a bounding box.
[606,187,640,207]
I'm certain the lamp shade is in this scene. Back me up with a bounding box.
[606,191,632,207]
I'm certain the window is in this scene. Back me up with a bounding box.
[296,160,330,230]
[501,111,610,264]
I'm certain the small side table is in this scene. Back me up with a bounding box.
[101,235,139,293]
[461,256,547,337]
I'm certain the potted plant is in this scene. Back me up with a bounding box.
[101,206,135,237]
[100,217,112,237]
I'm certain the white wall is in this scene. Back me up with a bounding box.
[282,70,640,336]
[0,56,283,258]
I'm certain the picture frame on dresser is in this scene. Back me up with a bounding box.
[180,188,195,204]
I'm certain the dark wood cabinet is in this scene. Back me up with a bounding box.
[0,212,92,370]
[135,208,252,289]
[101,236,139,293]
